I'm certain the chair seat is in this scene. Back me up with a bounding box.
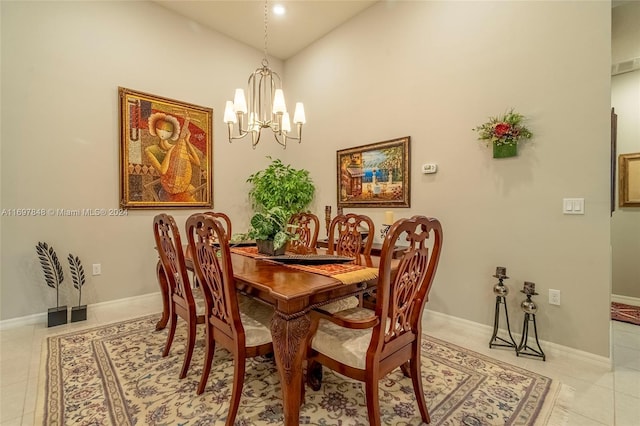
[239,296,273,347]
[311,307,376,369]
[318,296,360,314]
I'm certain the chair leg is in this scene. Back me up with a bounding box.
[410,348,430,424]
[163,313,177,357]
[179,316,197,379]
[306,360,323,391]
[197,327,216,395]
[364,377,381,426]
[400,361,411,378]
[226,354,246,426]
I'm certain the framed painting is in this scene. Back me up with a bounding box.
[619,152,640,207]
[337,136,410,208]
[119,87,213,209]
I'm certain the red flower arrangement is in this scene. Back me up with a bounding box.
[473,109,533,147]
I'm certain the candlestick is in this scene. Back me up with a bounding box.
[324,205,331,237]
[384,211,394,225]
[494,266,507,278]
[523,281,537,296]
[516,289,546,361]
[489,267,517,351]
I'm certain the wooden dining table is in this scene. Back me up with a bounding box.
[155,247,385,426]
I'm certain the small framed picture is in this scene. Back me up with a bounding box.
[619,152,640,207]
[337,136,410,208]
[119,87,213,209]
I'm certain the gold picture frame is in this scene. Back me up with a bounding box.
[337,136,410,208]
[619,152,640,207]
[119,87,213,209]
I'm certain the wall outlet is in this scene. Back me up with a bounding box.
[92,263,101,276]
[549,289,561,305]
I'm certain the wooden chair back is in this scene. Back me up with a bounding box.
[288,212,320,253]
[153,213,196,319]
[185,213,240,345]
[204,211,232,238]
[327,213,375,257]
[374,215,443,360]
[152,213,203,379]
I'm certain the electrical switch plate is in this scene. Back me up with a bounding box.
[563,198,584,215]
[92,264,101,276]
[422,163,437,174]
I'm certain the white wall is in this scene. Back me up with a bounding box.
[1,1,613,357]
[284,1,612,356]
[611,2,640,299]
[0,1,285,319]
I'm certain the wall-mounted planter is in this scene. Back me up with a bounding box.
[493,144,518,158]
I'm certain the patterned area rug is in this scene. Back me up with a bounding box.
[36,314,568,425]
[611,302,640,326]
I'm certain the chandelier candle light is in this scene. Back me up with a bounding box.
[223,1,305,149]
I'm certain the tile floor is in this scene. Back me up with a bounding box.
[0,294,639,425]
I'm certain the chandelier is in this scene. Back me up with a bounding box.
[223,1,305,149]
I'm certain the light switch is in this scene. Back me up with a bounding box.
[563,198,585,215]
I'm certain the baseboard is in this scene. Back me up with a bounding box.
[0,292,161,330]
[611,294,640,307]
[424,309,612,370]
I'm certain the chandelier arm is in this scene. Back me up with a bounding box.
[273,132,288,148]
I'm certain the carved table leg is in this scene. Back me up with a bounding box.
[271,312,311,426]
[155,260,170,331]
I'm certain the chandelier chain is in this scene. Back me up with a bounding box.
[262,0,269,66]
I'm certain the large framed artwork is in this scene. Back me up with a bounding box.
[337,136,410,208]
[119,87,213,209]
[619,152,640,207]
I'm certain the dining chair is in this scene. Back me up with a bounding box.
[327,213,374,258]
[306,215,443,426]
[152,213,205,379]
[185,213,274,425]
[321,213,376,313]
[287,211,320,253]
[203,211,232,237]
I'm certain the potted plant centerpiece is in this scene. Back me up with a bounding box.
[246,207,292,256]
[244,157,315,255]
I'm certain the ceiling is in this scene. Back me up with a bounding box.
[154,1,378,60]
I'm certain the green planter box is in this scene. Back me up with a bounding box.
[493,144,518,158]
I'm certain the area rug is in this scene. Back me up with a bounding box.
[36,314,570,425]
[611,301,640,326]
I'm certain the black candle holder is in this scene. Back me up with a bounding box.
[516,284,546,361]
[489,268,517,350]
[379,224,391,240]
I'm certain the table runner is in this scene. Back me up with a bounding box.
[231,246,379,285]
